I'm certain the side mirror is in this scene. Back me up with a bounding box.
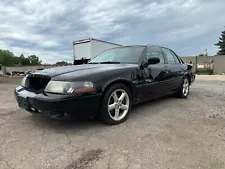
[141,57,160,69]
[148,57,160,65]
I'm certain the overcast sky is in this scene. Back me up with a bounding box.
[0,0,225,63]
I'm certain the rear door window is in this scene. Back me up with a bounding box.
[162,48,176,64]
[171,52,180,64]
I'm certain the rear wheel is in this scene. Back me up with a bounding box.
[100,84,131,125]
[177,77,190,98]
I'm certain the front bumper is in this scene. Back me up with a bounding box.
[14,86,101,119]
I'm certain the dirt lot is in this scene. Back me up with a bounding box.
[0,76,225,169]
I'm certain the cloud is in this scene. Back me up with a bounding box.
[0,0,225,63]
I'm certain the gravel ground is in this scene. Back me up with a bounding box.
[0,77,225,169]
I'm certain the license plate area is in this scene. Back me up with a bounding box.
[18,96,30,110]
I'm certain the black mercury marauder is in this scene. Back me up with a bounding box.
[15,45,195,125]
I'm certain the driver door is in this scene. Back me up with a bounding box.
[138,46,170,101]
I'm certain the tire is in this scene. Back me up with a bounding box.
[100,83,132,125]
[176,76,190,98]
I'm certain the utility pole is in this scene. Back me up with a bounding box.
[195,55,198,73]
[205,49,208,56]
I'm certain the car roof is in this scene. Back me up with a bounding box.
[104,45,176,55]
[112,44,170,49]
[110,45,178,55]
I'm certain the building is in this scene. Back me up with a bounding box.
[182,55,225,74]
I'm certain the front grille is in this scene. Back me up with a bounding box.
[26,75,51,93]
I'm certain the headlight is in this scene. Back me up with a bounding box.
[21,76,27,87]
[44,81,94,94]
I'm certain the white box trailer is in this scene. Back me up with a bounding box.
[73,38,122,65]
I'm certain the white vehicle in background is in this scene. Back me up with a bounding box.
[72,38,122,65]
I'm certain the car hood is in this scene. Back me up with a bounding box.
[34,64,138,78]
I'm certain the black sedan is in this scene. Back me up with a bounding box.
[14,45,195,125]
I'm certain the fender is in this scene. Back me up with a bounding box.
[102,77,134,93]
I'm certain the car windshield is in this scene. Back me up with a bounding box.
[89,46,145,64]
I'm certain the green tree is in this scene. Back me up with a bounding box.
[0,49,14,66]
[56,61,69,65]
[215,28,225,55]
[28,55,41,65]
[13,56,21,65]
[0,49,42,66]
[20,54,30,66]
[198,53,205,56]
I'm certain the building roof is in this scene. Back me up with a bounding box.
[73,38,122,46]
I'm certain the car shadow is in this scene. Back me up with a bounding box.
[27,95,174,131]
[130,95,174,116]
[27,113,101,135]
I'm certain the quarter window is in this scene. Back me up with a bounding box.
[145,46,164,64]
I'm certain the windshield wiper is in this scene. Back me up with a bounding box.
[88,62,100,64]
[99,61,120,64]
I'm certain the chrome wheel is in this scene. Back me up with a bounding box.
[182,78,189,96]
[108,89,130,121]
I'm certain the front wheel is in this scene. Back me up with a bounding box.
[100,84,132,125]
[177,77,190,98]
